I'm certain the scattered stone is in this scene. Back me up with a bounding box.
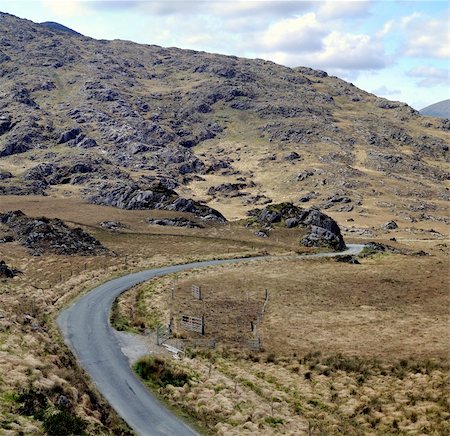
[336,205,354,212]
[100,221,124,231]
[255,230,268,238]
[299,192,316,203]
[360,242,401,257]
[56,395,70,408]
[284,152,301,161]
[0,235,14,243]
[327,194,351,204]
[335,255,360,264]
[412,250,428,256]
[285,218,299,228]
[207,182,254,198]
[243,194,272,206]
[146,217,203,228]
[383,220,398,230]
[296,170,315,182]
[0,260,20,278]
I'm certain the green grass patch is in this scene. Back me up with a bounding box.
[134,356,193,388]
[265,416,284,427]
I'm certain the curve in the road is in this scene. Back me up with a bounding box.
[57,244,364,436]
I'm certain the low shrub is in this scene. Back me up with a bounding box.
[16,388,47,420]
[134,356,191,388]
[43,409,87,435]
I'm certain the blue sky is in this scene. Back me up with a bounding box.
[1,0,448,110]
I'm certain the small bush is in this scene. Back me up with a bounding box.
[134,356,191,388]
[16,388,48,420]
[266,353,276,364]
[43,409,87,435]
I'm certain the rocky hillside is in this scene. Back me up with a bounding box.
[420,99,450,119]
[0,12,448,224]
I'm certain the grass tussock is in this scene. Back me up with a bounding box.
[133,347,450,435]
[134,356,195,388]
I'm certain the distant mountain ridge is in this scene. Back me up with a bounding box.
[420,99,450,119]
[40,21,83,36]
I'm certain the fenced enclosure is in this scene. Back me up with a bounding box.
[192,284,202,300]
[180,314,204,335]
[156,324,171,346]
[167,280,269,351]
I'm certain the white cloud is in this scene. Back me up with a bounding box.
[210,0,312,18]
[371,85,401,97]
[404,15,450,59]
[378,11,449,59]
[42,0,90,17]
[377,12,422,38]
[318,0,373,20]
[294,30,387,71]
[407,66,449,87]
[261,13,326,53]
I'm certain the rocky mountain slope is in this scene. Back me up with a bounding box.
[420,99,450,119]
[0,12,448,225]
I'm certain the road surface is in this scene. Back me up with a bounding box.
[58,244,364,436]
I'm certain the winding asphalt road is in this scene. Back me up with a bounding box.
[57,244,364,436]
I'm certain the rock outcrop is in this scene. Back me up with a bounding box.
[0,260,20,278]
[86,180,225,221]
[248,203,346,251]
[0,210,109,256]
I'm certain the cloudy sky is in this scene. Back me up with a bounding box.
[1,0,448,110]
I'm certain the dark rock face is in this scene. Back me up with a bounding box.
[207,182,252,198]
[0,260,20,278]
[0,140,30,157]
[86,180,225,221]
[58,127,81,144]
[147,217,203,228]
[0,116,13,135]
[0,210,109,256]
[0,170,13,180]
[249,203,346,251]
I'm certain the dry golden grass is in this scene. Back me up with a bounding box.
[121,239,449,434]
[137,247,449,360]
